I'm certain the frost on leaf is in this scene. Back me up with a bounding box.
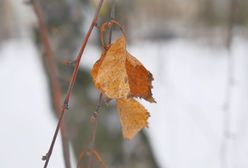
[117,98,150,140]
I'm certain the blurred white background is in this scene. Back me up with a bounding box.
[1,0,248,168]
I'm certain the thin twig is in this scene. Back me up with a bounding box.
[221,0,236,168]
[91,150,107,168]
[86,94,103,168]
[86,1,116,167]
[108,0,116,44]
[30,0,71,167]
[38,0,105,167]
[77,149,107,168]
[77,94,106,168]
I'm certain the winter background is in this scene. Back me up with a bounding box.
[1,0,248,168]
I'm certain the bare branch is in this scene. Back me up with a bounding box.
[30,0,71,167]
[31,0,105,167]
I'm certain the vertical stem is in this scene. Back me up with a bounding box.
[30,1,71,167]
[221,0,236,168]
[86,1,116,167]
[108,0,116,44]
[87,94,103,168]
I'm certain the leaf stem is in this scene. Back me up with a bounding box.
[86,1,116,167]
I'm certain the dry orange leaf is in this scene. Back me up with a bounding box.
[91,35,155,102]
[126,53,155,103]
[117,98,150,140]
[91,37,130,99]
[91,32,155,139]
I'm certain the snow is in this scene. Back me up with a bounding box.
[80,37,248,168]
[2,35,248,168]
[129,38,248,168]
[137,40,228,168]
[0,39,66,168]
[0,0,66,167]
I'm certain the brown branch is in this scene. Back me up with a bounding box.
[30,0,71,167]
[31,0,105,167]
[86,1,116,167]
